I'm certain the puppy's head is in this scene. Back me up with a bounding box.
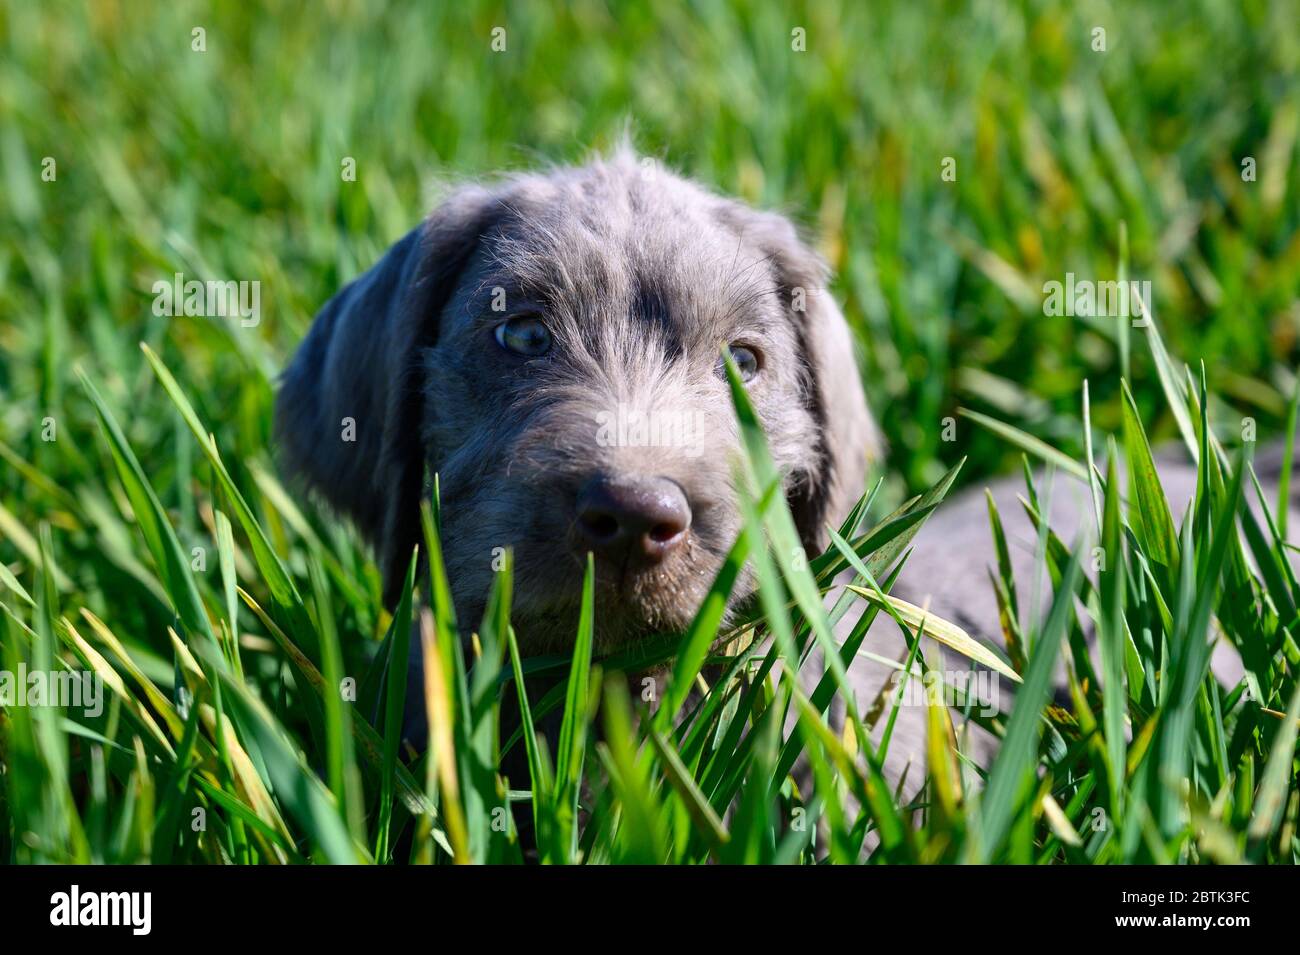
[277,151,879,651]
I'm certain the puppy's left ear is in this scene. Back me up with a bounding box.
[717,204,881,553]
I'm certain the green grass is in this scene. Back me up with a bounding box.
[1,0,1298,863]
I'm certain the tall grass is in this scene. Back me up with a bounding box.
[1,322,1297,863]
[1,0,1298,864]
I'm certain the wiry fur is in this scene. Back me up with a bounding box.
[277,148,879,653]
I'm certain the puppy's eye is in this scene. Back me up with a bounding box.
[720,345,761,383]
[494,314,552,357]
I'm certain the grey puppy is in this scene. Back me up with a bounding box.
[277,148,1297,800]
[277,148,879,655]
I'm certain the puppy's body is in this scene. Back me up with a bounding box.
[862,443,1300,796]
[277,150,1296,808]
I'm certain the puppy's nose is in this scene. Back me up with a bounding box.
[574,475,691,564]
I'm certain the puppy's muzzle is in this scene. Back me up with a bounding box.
[573,474,691,566]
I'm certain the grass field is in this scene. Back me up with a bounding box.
[1,0,1298,864]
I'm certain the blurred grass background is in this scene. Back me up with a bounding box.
[1,0,1298,600]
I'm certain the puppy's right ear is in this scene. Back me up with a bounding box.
[275,187,503,605]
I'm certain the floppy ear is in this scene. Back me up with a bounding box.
[791,276,881,550]
[276,187,502,606]
[717,204,881,553]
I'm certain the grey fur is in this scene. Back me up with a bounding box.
[277,149,880,653]
[858,443,1300,796]
[278,150,1298,798]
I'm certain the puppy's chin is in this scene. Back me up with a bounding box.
[506,544,732,655]
[506,602,691,656]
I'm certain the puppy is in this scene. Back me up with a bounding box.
[276,149,1297,810]
[277,149,879,656]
